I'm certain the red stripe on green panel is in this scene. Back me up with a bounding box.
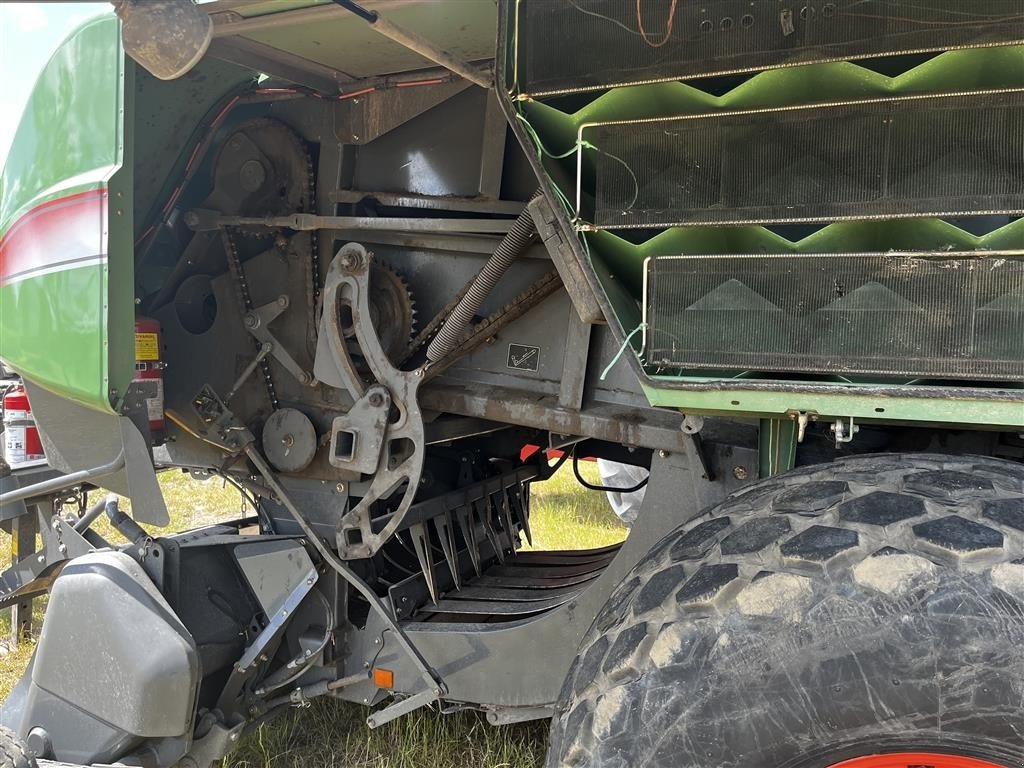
[0,189,107,287]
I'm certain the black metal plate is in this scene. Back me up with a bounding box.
[584,89,1024,229]
[644,252,1024,380]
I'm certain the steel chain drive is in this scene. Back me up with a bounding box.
[222,226,279,408]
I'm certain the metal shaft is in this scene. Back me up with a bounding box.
[332,0,491,89]
[0,452,125,507]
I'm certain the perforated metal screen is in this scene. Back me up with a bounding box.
[643,253,1024,380]
[581,89,1024,229]
[513,0,1024,96]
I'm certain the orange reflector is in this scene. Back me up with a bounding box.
[373,668,394,689]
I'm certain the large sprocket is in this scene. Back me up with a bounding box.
[339,262,417,364]
[204,117,311,238]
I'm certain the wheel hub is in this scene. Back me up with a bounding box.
[830,754,1007,768]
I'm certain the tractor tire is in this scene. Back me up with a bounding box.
[547,453,1024,768]
[0,728,34,768]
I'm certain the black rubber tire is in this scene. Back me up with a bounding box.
[547,453,1024,768]
[0,728,34,768]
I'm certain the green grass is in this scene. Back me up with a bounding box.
[0,461,622,767]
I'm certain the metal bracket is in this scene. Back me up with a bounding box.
[328,386,391,474]
[319,243,426,559]
[365,687,443,729]
[831,416,859,447]
[529,194,604,324]
[236,566,318,673]
[243,295,315,386]
[759,417,798,478]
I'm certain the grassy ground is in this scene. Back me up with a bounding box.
[0,461,623,767]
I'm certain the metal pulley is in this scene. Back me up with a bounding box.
[262,408,318,473]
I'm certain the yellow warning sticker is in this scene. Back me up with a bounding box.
[135,333,160,361]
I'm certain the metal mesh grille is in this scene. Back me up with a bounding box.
[643,253,1024,380]
[513,0,1024,97]
[583,90,1024,229]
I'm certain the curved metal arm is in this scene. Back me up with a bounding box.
[321,243,426,560]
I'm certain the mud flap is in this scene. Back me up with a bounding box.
[25,381,169,526]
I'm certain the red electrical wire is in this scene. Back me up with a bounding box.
[636,0,678,48]
[338,86,376,100]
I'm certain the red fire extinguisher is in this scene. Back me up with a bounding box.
[3,386,47,469]
[134,317,166,440]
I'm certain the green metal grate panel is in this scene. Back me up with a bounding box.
[513,0,1024,97]
[643,252,1024,380]
[581,89,1024,229]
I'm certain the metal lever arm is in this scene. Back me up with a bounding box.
[320,243,425,559]
[242,295,316,386]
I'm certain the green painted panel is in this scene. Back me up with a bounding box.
[517,44,1024,425]
[231,0,327,17]
[0,13,129,412]
[243,3,496,79]
[522,46,1024,153]
[0,265,109,409]
[1,15,121,233]
[643,382,1024,429]
[592,218,1024,298]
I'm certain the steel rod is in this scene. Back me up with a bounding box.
[331,0,491,88]
[0,453,125,507]
[186,210,516,234]
[243,444,445,696]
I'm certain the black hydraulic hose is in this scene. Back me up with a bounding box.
[332,0,377,22]
[103,495,149,544]
[425,194,541,362]
[572,445,649,494]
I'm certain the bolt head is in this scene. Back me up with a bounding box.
[732,466,749,480]
[336,482,346,493]
[658,449,669,458]
[368,392,384,407]
[243,314,258,329]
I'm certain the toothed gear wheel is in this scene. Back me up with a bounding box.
[341,262,417,364]
[205,117,311,239]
